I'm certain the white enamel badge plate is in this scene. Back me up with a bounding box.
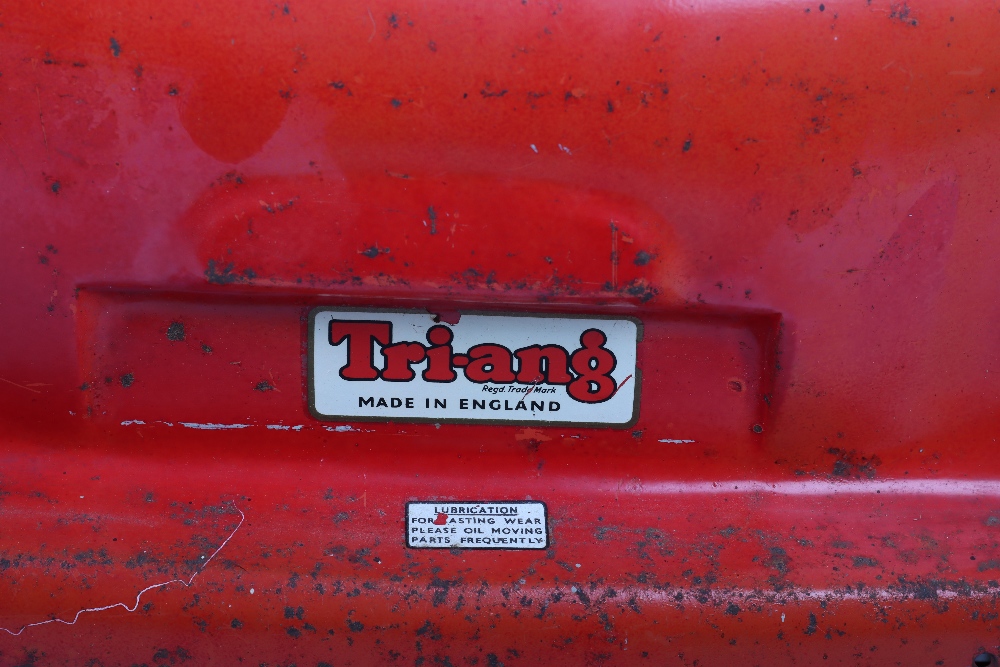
[308,309,641,426]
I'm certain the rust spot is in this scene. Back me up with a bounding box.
[633,250,654,266]
[166,322,185,341]
[803,612,818,635]
[889,2,919,25]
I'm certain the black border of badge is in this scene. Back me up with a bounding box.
[404,500,549,551]
[306,307,642,428]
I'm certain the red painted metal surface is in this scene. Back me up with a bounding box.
[2,0,1000,664]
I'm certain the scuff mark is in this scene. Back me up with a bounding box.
[948,67,984,77]
[0,502,245,636]
[515,428,552,442]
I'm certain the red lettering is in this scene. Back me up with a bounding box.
[329,320,391,380]
[328,319,627,405]
[423,325,456,382]
[464,344,516,383]
[514,345,572,384]
[567,329,617,403]
[381,342,427,381]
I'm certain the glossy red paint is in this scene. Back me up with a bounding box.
[2,0,1000,664]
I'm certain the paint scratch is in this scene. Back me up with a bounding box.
[610,221,619,290]
[0,377,42,394]
[0,502,245,636]
[658,438,696,444]
[324,425,371,433]
[35,86,47,149]
[179,422,250,430]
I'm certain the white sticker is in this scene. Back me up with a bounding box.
[406,501,548,549]
[308,309,640,426]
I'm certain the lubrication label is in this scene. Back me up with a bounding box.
[406,501,548,550]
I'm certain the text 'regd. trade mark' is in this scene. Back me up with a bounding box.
[308,309,641,426]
